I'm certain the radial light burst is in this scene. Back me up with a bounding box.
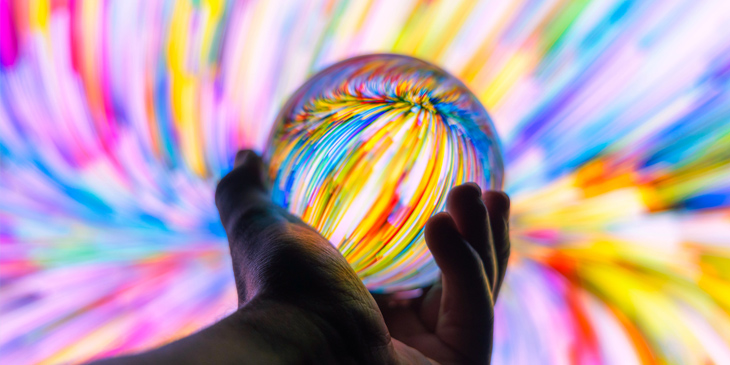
[1,0,729,364]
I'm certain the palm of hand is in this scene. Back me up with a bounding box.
[380,282,493,365]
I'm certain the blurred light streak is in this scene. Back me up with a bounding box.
[0,0,729,364]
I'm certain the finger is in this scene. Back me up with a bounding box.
[215,150,277,234]
[424,212,491,311]
[424,212,491,360]
[234,149,258,169]
[483,191,510,300]
[216,150,284,302]
[446,183,497,289]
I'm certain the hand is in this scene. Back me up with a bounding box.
[376,184,511,364]
[215,150,511,364]
[89,149,509,365]
[214,150,398,363]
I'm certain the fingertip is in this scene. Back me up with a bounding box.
[234,150,250,168]
[483,191,510,216]
[425,212,466,266]
[449,183,482,202]
[231,149,266,188]
[425,212,483,276]
[216,150,268,213]
[424,212,458,248]
[447,183,486,216]
[464,182,482,195]
[234,149,261,169]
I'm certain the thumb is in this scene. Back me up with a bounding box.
[215,150,276,235]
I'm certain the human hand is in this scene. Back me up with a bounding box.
[214,149,397,363]
[375,184,511,364]
[87,149,509,365]
[214,150,510,364]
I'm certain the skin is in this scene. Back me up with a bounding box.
[91,150,510,364]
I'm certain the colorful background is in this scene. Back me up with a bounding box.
[1,0,729,364]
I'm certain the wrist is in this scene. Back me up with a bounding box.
[235,296,398,364]
[230,298,345,363]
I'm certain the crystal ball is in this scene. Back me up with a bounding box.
[265,54,503,293]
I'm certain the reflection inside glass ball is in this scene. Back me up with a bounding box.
[266,54,503,293]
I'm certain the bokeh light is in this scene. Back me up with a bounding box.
[267,54,503,293]
[1,0,729,364]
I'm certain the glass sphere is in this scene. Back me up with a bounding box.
[265,54,503,293]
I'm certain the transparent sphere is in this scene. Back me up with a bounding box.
[265,54,503,293]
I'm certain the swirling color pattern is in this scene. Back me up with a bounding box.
[1,0,730,364]
[267,54,503,292]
